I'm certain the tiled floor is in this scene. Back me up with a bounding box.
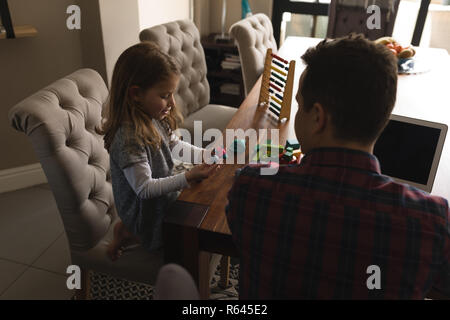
[0,184,74,300]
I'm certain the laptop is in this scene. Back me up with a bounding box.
[373,114,448,193]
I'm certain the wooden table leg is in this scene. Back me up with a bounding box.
[163,227,211,299]
[163,201,211,299]
[198,251,211,299]
[219,255,230,288]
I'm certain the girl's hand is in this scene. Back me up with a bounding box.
[202,148,216,163]
[185,163,219,183]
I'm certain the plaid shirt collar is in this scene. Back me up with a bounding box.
[300,147,381,174]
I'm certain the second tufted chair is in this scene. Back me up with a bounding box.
[229,13,278,96]
[8,69,165,299]
[139,20,237,139]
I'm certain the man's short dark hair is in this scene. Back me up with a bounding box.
[301,33,398,144]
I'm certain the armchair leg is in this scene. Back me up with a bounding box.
[74,268,91,300]
[219,255,231,289]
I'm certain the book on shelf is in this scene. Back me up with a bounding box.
[223,57,240,63]
[221,61,241,70]
[220,83,241,95]
[221,52,241,70]
[223,53,240,63]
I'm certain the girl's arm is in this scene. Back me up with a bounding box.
[123,161,189,199]
[170,133,206,164]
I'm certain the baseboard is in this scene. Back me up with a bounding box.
[0,163,48,194]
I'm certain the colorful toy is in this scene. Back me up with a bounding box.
[253,139,284,162]
[285,139,300,150]
[255,144,284,156]
[258,48,296,122]
[215,147,227,159]
[282,150,293,162]
[211,155,220,164]
[279,152,298,165]
[252,138,303,165]
[278,138,303,164]
[228,139,246,154]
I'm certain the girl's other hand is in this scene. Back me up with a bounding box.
[185,163,220,183]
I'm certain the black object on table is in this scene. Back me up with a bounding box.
[0,0,15,39]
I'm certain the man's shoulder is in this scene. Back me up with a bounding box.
[375,177,449,222]
[234,164,301,187]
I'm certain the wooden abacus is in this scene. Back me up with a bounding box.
[258,48,296,122]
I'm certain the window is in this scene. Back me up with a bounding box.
[393,0,449,52]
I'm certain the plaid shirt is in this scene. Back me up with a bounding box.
[226,148,450,299]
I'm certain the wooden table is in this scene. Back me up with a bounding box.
[163,36,450,299]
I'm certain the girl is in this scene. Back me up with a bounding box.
[97,41,218,260]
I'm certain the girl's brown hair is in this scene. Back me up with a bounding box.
[96,41,183,152]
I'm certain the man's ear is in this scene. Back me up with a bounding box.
[311,102,327,134]
[128,85,142,103]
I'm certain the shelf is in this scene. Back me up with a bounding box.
[202,33,245,109]
[211,93,243,108]
[202,33,237,50]
[208,70,242,81]
[0,25,38,39]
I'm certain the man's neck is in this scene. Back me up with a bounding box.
[308,140,374,155]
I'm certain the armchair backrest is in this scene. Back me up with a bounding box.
[229,13,278,96]
[139,20,210,120]
[9,69,114,251]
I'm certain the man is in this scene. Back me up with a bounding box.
[226,34,450,299]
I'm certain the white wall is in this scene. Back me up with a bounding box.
[98,0,141,86]
[98,0,191,86]
[393,0,430,47]
[428,4,450,53]
[208,0,272,36]
[194,0,210,36]
[138,0,191,30]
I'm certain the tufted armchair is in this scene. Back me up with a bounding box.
[327,0,400,40]
[8,69,165,299]
[229,13,278,96]
[139,19,237,139]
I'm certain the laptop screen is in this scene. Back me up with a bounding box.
[373,119,441,185]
